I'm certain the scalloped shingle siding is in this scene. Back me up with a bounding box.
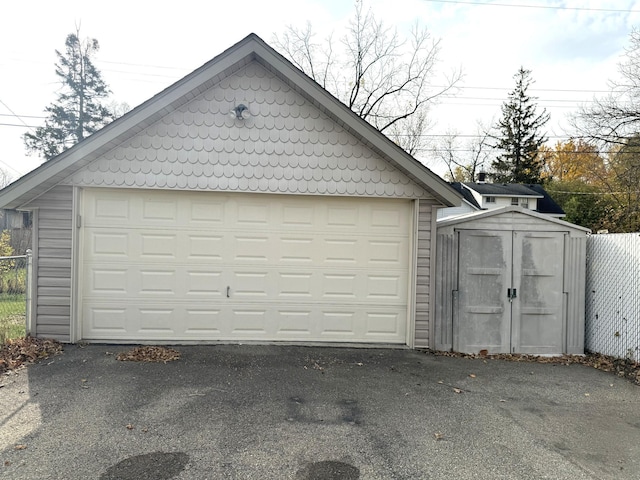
[67,61,431,199]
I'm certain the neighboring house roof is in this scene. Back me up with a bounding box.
[461,182,565,216]
[449,182,482,209]
[462,182,544,198]
[526,184,565,216]
[0,33,461,210]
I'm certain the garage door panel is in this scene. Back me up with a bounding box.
[186,271,224,297]
[279,237,314,263]
[82,190,411,343]
[186,235,224,260]
[90,268,128,294]
[139,308,175,333]
[184,309,223,334]
[90,196,131,222]
[91,232,128,256]
[142,198,178,221]
[84,306,128,334]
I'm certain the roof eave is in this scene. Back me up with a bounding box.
[0,33,462,209]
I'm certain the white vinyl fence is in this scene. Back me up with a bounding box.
[586,233,640,360]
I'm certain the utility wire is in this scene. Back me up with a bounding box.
[0,99,36,132]
[422,0,640,13]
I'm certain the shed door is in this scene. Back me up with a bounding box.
[80,189,411,344]
[455,230,565,354]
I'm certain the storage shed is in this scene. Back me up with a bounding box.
[434,207,589,355]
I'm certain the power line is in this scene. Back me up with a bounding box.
[0,99,36,132]
[0,123,40,128]
[0,113,46,119]
[546,189,632,196]
[422,0,640,13]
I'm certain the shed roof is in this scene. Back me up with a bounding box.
[436,205,590,233]
[0,33,461,210]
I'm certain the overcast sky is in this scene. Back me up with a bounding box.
[2,0,639,181]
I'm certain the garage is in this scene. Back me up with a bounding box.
[0,34,461,345]
[434,207,589,355]
[81,188,412,343]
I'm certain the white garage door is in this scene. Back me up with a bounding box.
[80,189,412,343]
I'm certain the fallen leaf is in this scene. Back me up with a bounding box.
[453,388,462,394]
[142,428,148,433]
[116,346,180,363]
[434,432,444,440]
[584,393,590,397]
[81,379,87,383]
[126,424,134,430]
[499,399,506,402]
[469,374,476,378]
[437,380,444,384]
[14,445,27,451]
[355,362,363,366]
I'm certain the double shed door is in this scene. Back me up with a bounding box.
[454,230,566,354]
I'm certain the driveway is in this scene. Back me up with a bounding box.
[1,345,639,479]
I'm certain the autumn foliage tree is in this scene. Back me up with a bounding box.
[602,136,640,232]
[541,139,605,184]
[24,28,114,161]
[569,28,640,232]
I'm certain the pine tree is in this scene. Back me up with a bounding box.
[491,68,549,183]
[24,29,114,161]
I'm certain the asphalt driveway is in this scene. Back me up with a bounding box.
[1,344,639,479]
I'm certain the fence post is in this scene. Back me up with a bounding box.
[25,249,33,336]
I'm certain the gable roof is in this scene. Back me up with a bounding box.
[436,205,589,232]
[462,182,565,216]
[0,33,461,210]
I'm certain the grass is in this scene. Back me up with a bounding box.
[0,294,26,343]
[0,267,26,295]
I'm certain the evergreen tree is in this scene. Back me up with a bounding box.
[491,68,549,183]
[24,29,114,161]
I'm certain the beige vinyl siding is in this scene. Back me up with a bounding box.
[414,200,434,347]
[27,186,73,341]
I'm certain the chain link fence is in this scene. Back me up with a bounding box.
[586,233,640,360]
[0,252,32,343]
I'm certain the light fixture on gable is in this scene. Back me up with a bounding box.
[230,103,250,120]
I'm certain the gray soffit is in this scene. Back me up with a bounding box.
[0,33,462,210]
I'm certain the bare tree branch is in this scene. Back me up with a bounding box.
[272,1,462,155]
